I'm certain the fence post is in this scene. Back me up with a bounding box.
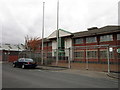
[68,48,71,69]
[107,46,110,73]
[41,50,44,65]
[55,49,59,66]
[86,47,88,70]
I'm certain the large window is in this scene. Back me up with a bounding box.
[74,51,84,59]
[44,43,47,47]
[100,34,113,42]
[117,48,120,59]
[47,52,52,57]
[117,34,120,40]
[87,51,97,59]
[74,38,83,44]
[100,51,107,59]
[86,37,97,43]
[48,42,52,46]
[100,50,114,59]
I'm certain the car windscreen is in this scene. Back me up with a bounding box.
[25,58,33,62]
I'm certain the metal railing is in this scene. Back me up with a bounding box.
[18,45,120,73]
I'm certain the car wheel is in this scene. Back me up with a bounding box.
[13,64,16,67]
[22,65,25,69]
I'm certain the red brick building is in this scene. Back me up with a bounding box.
[38,25,120,65]
[72,26,120,63]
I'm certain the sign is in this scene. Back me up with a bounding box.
[117,48,120,53]
[109,47,113,52]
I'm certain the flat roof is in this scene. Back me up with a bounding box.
[73,25,120,38]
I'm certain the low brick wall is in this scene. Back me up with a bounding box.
[51,62,119,72]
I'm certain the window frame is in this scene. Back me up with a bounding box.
[86,36,97,43]
[100,34,113,42]
[117,34,120,40]
[74,38,83,44]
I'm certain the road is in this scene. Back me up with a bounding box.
[2,63,118,88]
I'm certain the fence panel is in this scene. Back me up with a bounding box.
[18,45,120,73]
[72,45,120,72]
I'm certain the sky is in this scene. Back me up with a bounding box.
[0,0,119,44]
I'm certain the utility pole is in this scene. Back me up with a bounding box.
[41,2,45,65]
[56,0,59,66]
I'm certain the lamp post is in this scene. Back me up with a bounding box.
[56,0,59,66]
[41,2,45,65]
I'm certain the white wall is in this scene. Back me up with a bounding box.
[52,40,57,56]
[51,37,73,59]
[65,38,73,59]
[48,30,71,39]
[65,38,72,49]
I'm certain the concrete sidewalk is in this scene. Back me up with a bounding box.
[37,65,119,79]
[37,65,68,70]
[59,69,109,79]
[107,72,119,79]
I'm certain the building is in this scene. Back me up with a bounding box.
[47,29,73,58]
[72,25,120,63]
[39,25,120,66]
[0,44,25,62]
[1,25,120,69]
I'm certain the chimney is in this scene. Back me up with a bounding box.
[87,27,98,31]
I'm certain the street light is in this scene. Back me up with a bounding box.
[56,0,59,66]
[41,2,45,65]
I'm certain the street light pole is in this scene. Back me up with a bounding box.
[56,0,59,66]
[41,2,45,65]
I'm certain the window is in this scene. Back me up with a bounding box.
[43,53,46,57]
[58,38,65,49]
[44,43,47,47]
[100,51,107,59]
[47,52,52,57]
[100,50,114,59]
[18,58,25,62]
[74,38,83,44]
[25,58,33,62]
[117,48,120,59]
[74,51,84,59]
[87,51,97,59]
[118,53,120,59]
[100,34,113,42]
[117,34,120,40]
[86,37,97,43]
[48,42,52,46]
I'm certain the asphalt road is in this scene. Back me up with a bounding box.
[2,63,118,88]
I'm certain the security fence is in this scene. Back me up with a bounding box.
[18,45,120,73]
[72,45,120,73]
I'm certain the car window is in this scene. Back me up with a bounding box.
[18,58,25,62]
[25,58,33,62]
[18,58,21,62]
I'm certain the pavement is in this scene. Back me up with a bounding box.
[37,65,119,80]
[37,65,68,70]
[107,72,120,79]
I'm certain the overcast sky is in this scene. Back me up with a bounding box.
[0,0,119,44]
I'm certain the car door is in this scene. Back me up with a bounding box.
[18,58,24,67]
